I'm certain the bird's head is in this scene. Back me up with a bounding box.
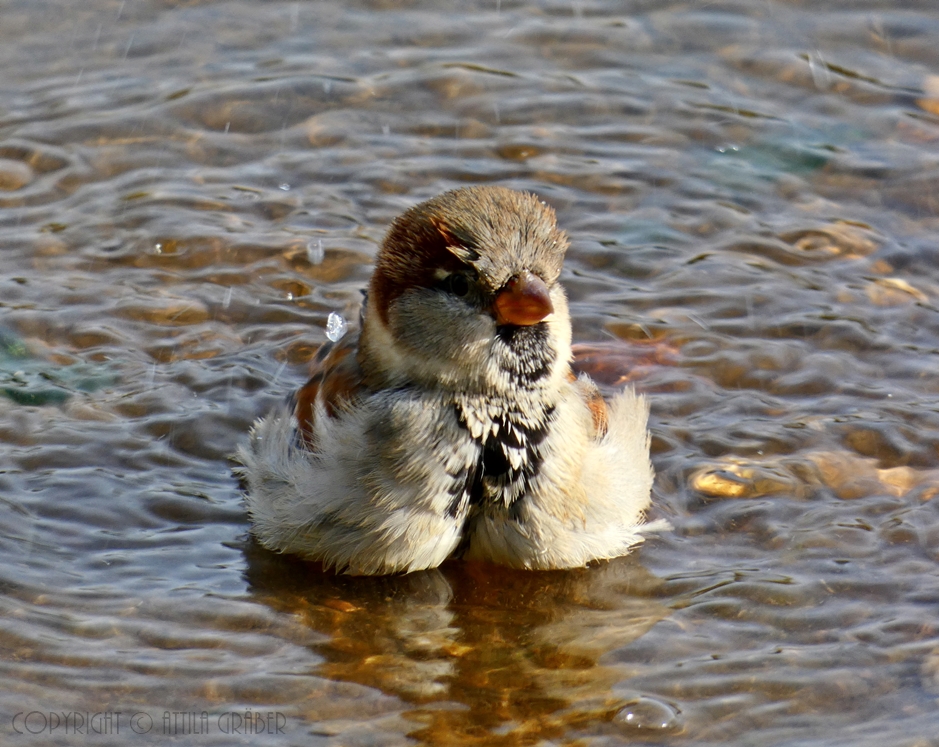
[358,186,573,396]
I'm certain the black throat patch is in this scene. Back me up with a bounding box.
[447,401,556,521]
[495,323,554,386]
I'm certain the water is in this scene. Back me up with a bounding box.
[2,0,938,744]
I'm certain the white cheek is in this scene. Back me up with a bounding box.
[363,283,573,393]
[374,291,495,387]
[394,292,490,352]
[361,305,410,381]
[547,285,573,360]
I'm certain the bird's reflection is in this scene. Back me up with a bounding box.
[244,542,670,744]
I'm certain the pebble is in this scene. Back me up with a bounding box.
[0,158,34,190]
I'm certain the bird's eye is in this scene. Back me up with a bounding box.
[445,273,470,298]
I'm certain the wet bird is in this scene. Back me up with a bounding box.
[237,186,654,575]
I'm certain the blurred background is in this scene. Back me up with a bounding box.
[1,1,938,745]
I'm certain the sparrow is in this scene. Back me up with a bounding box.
[237,186,654,575]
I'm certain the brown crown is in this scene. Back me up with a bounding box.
[369,186,568,324]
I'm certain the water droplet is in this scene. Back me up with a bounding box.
[286,292,294,301]
[153,242,162,254]
[279,183,290,191]
[807,50,832,90]
[306,239,324,265]
[613,697,682,733]
[325,312,347,342]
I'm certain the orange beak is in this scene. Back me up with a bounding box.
[492,271,553,326]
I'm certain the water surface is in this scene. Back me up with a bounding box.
[2,1,938,745]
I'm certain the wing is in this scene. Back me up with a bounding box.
[570,340,677,440]
[567,368,609,440]
[294,330,366,449]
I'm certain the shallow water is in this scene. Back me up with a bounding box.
[2,0,939,744]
